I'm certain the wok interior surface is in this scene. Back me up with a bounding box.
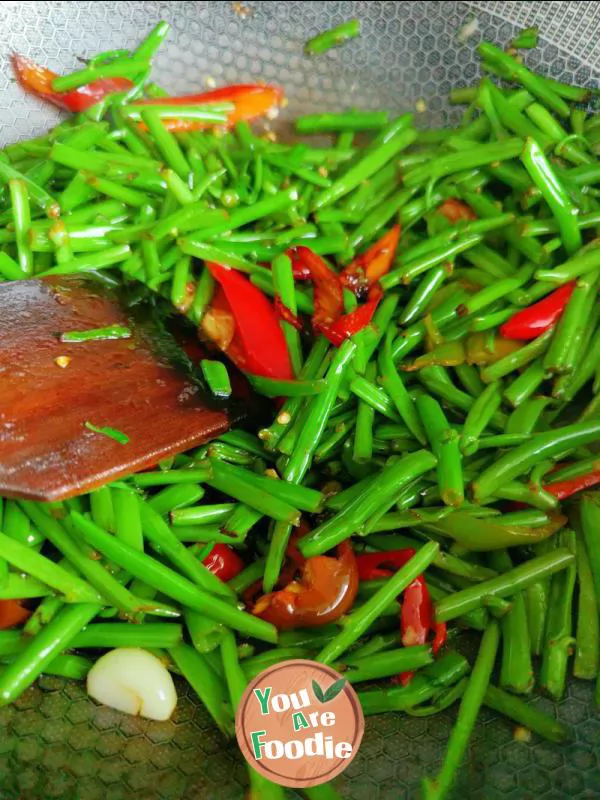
[0,1,598,797]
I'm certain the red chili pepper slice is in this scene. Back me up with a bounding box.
[12,54,134,113]
[13,56,283,129]
[356,550,417,581]
[543,469,600,500]
[341,225,400,295]
[275,523,309,587]
[274,296,303,331]
[500,282,576,341]
[252,540,359,630]
[324,298,380,346]
[202,543,245,583]
[361,225,401,285]
[0,600,31,630]
[287,249,313,281]
[292,247,344,335]
[356,548,441,683]
[137,84,284,131]
[201,263,293,380]
[291,244,389,346]
[436,199,477,224]
[391,672,415,687]
[432,622,448,655]
[401,576,433,647]
[396,616,447,687]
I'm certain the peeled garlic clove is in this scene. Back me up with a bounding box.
[87,647,177,721]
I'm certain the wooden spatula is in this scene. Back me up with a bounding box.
[0,276,244,501]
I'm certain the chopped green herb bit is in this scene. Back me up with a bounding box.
[60,325,132,343]
[84,421,130,444]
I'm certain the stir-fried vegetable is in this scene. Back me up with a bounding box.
[1,18,599,800]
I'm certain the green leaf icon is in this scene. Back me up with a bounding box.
[323,677,346,702]
[312,679,326,703]
[312,677,347,703]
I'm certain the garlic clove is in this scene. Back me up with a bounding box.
[86,647,177,721]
